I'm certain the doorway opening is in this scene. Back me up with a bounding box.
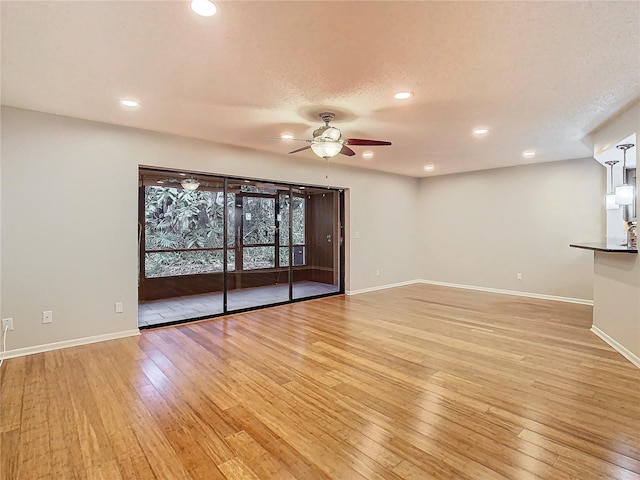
[138,168,345,328]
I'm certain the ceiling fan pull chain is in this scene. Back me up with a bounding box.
[325,158,330,185]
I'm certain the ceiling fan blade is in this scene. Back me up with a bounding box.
[345,138,392,146]
[266,137,311,142]
[288,145,312,154]
[340,145,356,156]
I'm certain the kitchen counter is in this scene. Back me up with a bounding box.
[570,243,640,368]
[570,242,637,253]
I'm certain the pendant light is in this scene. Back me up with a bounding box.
[615,144,635,206]
[604,160,619,210]
[181,178,200,191]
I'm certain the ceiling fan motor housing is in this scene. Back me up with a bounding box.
[313,113,342,141]
[313,125,342,141]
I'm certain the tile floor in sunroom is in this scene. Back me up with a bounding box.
[138,281,339,327]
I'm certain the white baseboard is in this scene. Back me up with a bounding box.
[346,280,421,296]
[3,329,140,360]
[346,279,594,306]
[591,325,640,369]
[418,279,593,306]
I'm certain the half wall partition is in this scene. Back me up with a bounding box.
[138,167,344,328]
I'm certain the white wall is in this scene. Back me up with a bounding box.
[2,104,626,356]
[417,158,605,301]
[1,107,420,351]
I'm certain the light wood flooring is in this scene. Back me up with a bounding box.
[1,284,639,479]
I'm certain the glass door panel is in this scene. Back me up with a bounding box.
[293,187,340,300]
[279,193,306,268]
[139,171,225,327]
[226,180,290,311]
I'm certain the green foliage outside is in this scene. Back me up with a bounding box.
[144,186,305,278]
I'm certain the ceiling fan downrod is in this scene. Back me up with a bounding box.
[319,112,336,125]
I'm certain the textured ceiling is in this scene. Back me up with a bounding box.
[2,1,639,177]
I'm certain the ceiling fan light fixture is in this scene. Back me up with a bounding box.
[181,178,200,191]
[190,0,217,17]
[311,141,343,159]
[286,112,390,160]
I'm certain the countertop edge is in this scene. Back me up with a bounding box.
[570,243,638,253]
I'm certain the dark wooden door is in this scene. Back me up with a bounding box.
[307,192,338,284]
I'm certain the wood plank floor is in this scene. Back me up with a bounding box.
[1,284,639,479]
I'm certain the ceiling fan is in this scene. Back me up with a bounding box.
[282,112,392,159]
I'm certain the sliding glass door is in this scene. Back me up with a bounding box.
[293,187,341,299]
[138,168,344,327]
[226,179,291,311]
[139,173,226,325]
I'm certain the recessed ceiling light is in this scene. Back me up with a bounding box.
[157,180,165,184]
[394,91,413,100]
[522,150,536,158]
[120,99,140,108]
[281,134,293,140]
[423,165,434,172]
[190,0,217,17]
[179,173,186,176]
[472,128,489,136]
[362,151,374,159]
[299,186,306,190]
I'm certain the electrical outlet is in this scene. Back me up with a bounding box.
[114,302,123,313]
[517,273,523,280]
[2,318,13,331]
[42,310,53,324]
